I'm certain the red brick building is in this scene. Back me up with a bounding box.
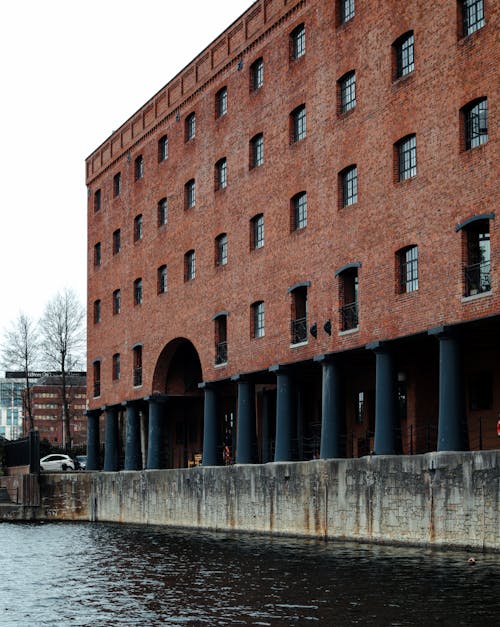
[86,0,498,471]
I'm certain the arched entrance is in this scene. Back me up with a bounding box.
[152,338,203,469]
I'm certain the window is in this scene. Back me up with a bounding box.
[250,57,264,91]
[339,71,356,113]
[185,250,196,281]
[250,133,264,168]
[113,229,121,254]
[158,135,168,162]
[157,265,167,294]
[339,0,355,24]
[93,361,101,397]
[338,267,359,331]
[292,192,307,230]
[133,346,142,386]
[252,301,265,338]
[112,353,120,381]
[463,220,490,296]
[94,189,101,212]
[215,158,227,190]
[214,315,228,365]
[396,134,417,181]
[113,289,121,315]
[185,112,196,141]
[94,242,102,266]
[461,0,485,36]
[290,285,308,344]
[340,165,358,207]
[356,391,365,423]
[216,233,228,266]
[134,278,143,305]
[134,214,143,241]
[113,172,121,197]
[463,98,488,149]
[397,245,419,293]
[291,104,306,142]
[158,198,168,226]
[394,32,414,79]
[93,299,101,324]
[251,214,264,250]
[291,24,305,60]
[135,155,144,180]
[216,87,227,118]
[185,179,196,209]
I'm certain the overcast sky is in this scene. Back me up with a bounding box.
[0,0,251,345]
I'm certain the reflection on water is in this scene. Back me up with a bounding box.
[0,522,498,626]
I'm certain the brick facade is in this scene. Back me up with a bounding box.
[86,0,499,467]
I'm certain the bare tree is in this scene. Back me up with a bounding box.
[39,288,86,450]
[0,312,40,432]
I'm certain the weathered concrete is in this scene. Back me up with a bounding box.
[33,452,499,550]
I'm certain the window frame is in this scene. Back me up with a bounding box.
[133,214,143,242]
[338,267,359,332]
[394,31,415,80]
[292,192,307,231]
[135,154,144,180]
[112,229,121,255]
[250,133,264,169]
[291,104,306,143]
[185,112,196,141]
[397,245,419,293]
[93,242,102,267]
[185,250,196,282]
[396,134,417,181]
[185,179,196,209]
[252,301,265,338]
[251,214,265,250]
[94,189,101,212]
[133,278,143,306]
[290,23,306,60]
[158,135,169,162]
[290,285,308,345]
[158,197,168,226]
[112,353,121,381]
[340,165,358,207]
[113,172,121,197]
[463,98,488,150]
[339,0,355,24]
[250,57,264,91]
[216,233,228,266]
[339,71,356,113]
[461,0,485,37]
[157,264,168,294]
[215,158,228,191]
[93,299,101,324]
[214,314,228,365]
[216,86,228,118]
[113,289,121,315]
[92,360,101,398]
[133,345,143,387]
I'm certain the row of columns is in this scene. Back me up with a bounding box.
[87,328,465,470]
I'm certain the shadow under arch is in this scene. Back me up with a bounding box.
[152,338,204,468]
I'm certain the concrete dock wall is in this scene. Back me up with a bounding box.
[36,451,499,550]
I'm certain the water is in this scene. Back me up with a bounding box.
[0,522,499,626]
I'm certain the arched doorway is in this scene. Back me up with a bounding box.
[152,338,203,469]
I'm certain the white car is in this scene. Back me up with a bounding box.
[40,454,75,472]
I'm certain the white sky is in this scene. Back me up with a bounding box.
[0,0,252,341]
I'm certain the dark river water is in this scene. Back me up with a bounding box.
[0,522,499,626]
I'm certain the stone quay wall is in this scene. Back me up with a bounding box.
[36,451,499,551]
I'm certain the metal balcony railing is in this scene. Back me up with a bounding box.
[290,317,307,344]
[340,302,358,331]
[133,367,142,387]
[464,261,491,296]
[215,341,228,365]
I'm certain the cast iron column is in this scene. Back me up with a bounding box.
[123,402,142,470]
[270,365,295,462]
[367,342,397,455]
[233,375,257,464]
[261,389,272,463]
[103,406,119,471]
[145,395,167,470]
[316,355,343,459]
[86,409,101,471]
[200,382,218,466]
[429,327,465,451]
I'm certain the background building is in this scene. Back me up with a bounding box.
[86,0,498,471]
[0,376,24,440]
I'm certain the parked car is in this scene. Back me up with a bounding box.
[40,454,75,472]
[75,455,87,470]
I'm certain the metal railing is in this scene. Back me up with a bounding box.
[133,367,142,387]
[340,302,358,331]
[215,341,227,365]
[464,261,491,296]
[290,317,307,344]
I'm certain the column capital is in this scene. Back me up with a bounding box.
[199,381,217,390]
[428,325,456,339]
[102,404,120,413]
[144,394,169,404]
[121,399,141,408]
[314,353,337,364]
[84,408,101,417]
[366,340,391,353]
[231,373,251,382]
[269,364,290,375]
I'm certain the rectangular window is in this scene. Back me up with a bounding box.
[93,361,101,397]
[134,214,143,241]
[356,391,365,423]
[133,346,142,386]
[157,265,167,294]
[292,192,307,230]
[464,221,491,296]
[214,316,228,365]
[251,214,264,250]
[397,135,417,181]
[135,155,144,180]
[93,299,101,324]
[291,24,305,59]
[158,198,168,226]
[94,242,102,266]
[185,250,196,281]
[94,189,101,212]
[341,166,358,207]
[216,158,227,190]
[113,289,121,314]
[252,301,265,338]
[250,134,264,168]
[398,246,419,293]
[113,172,121,197]
[462,0,485,36]
[112,354,120,381]
[186,112,196,141]
[113,229,121,254]
[251,57,264,91]
[339,269,359,331]
[216,234,228,266]
[158,135,168,162]
[464,99,488,149]
[340,0,355,24]
[216,87,227,118]
[291,105,306,142]
[395,32,414,78]
[339,71,356,113]
[185,179,196,209]
[290,286,308,344]
[134,278,143,305]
